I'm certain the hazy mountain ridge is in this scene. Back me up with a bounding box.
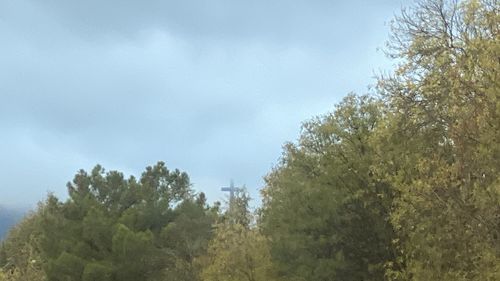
[0,206,24,240]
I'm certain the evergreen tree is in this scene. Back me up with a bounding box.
[36,162,214,281]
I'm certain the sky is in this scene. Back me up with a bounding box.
[0,0,408,210]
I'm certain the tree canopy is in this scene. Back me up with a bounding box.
[1,1,498,280]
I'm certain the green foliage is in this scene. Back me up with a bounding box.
[199,223,276,281]
[261,95,397,281]
[260,2,498,280]
[1,2,497,281]
[161,197,216,280]
[0,244,5,268]
[34,162,215,281]
[199,191,278,281]
[222,188,252,227]
[376,0,500,279]
[82,262,113,281]
[0,207,46,281]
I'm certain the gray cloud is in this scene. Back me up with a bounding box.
[28,0,398,44]
[0,0,408,209]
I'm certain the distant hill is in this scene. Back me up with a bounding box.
[0,206,24,240]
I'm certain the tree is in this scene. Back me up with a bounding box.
[161,194,217,281]
[199,190,277,281]
[221,188,252,227]
[199,223,275,281]
[375,0,500,279]
[261,95,397,281]
[34,162,214,281]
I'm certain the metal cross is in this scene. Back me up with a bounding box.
[221,179,240,205]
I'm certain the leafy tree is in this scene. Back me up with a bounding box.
[200,223,275,281]
[221,188,252,227]
[1,2,496,281]
[375,0,500,279]
[261,95,397,281]
[199,190,277,281]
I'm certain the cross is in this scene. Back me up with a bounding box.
[221,180,240,205]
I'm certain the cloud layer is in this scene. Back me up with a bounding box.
[0,0,407,208]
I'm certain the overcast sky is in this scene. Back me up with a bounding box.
[0,0,408,209]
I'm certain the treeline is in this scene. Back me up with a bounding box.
[1,0,499,280]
